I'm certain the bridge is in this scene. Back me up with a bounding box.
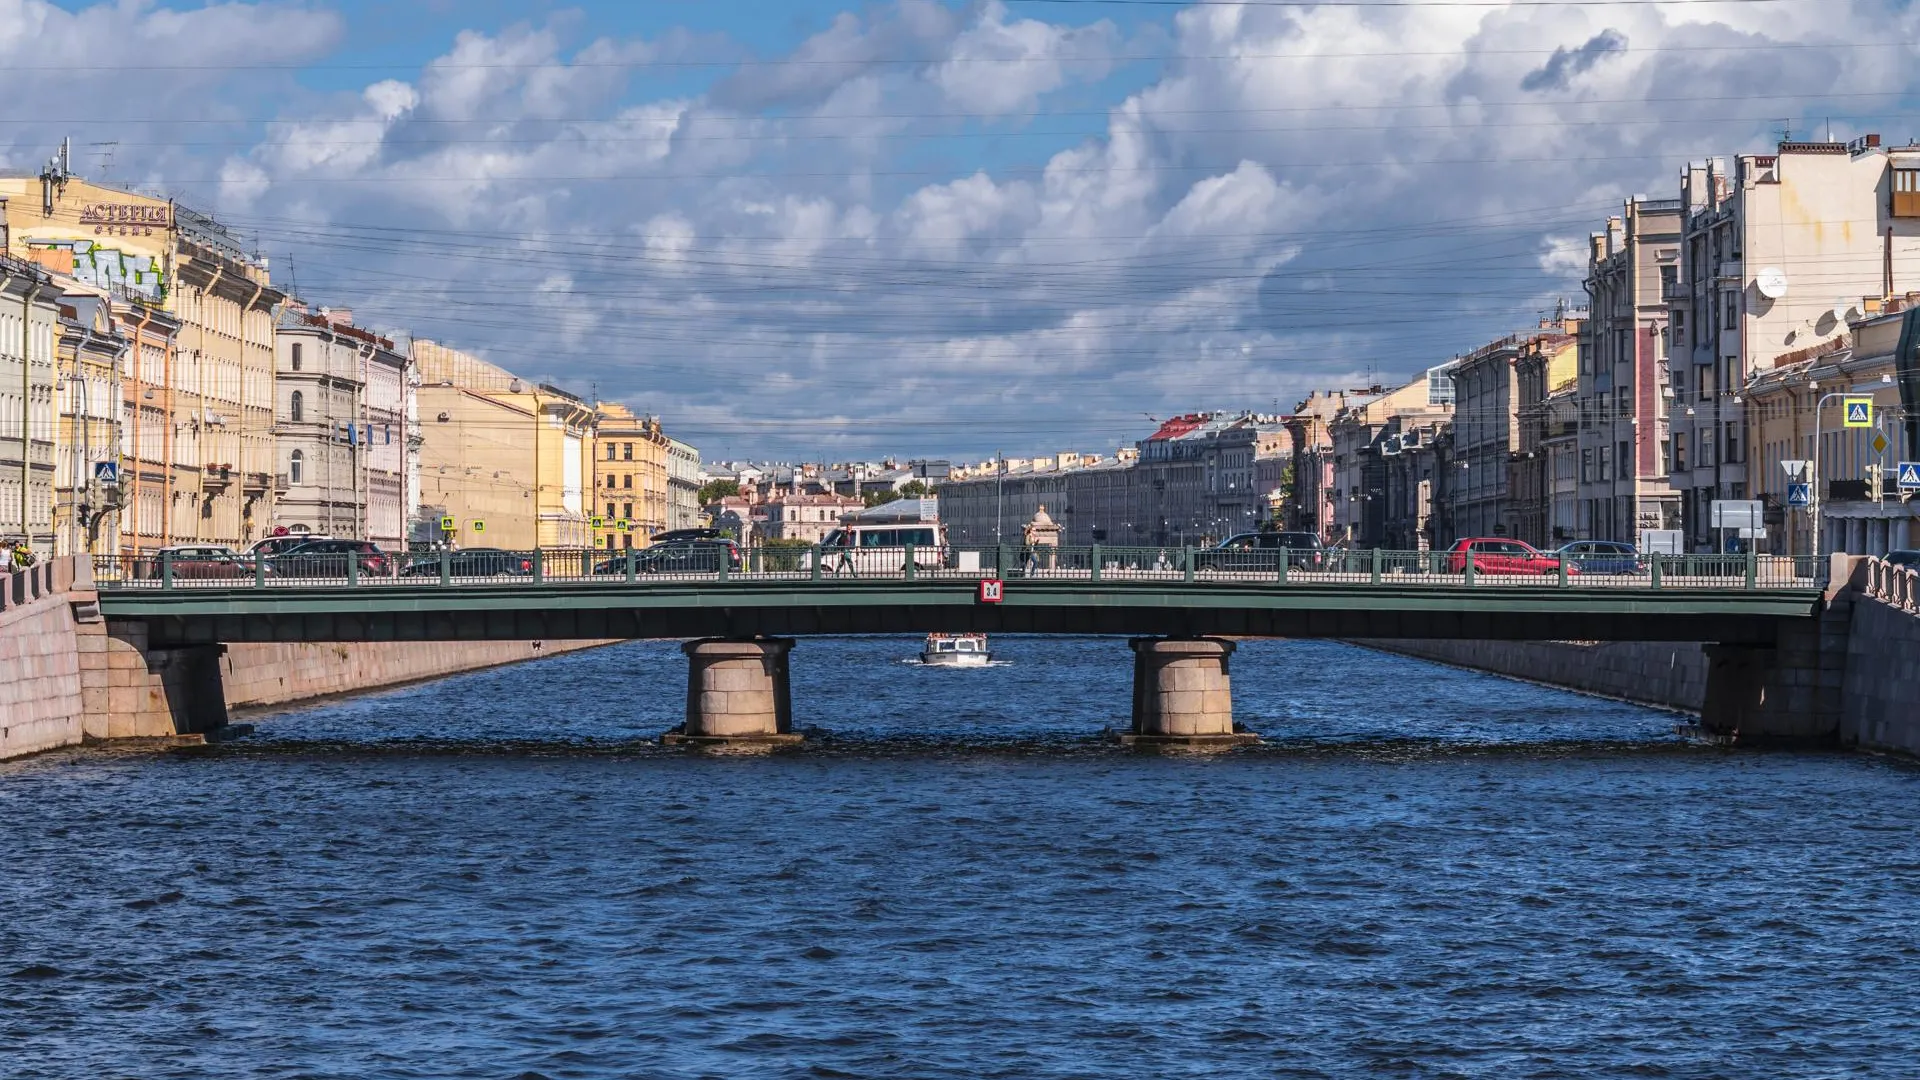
[80,546,1834,749]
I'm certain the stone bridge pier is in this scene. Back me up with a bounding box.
[1122,637,1259,750]
[665,634,1261,750]
[664,638,801,749]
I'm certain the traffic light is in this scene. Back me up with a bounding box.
[1868,463,1885,502]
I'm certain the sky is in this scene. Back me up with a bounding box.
[5,0,1920,461]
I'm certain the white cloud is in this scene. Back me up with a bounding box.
[21,0,1920,457]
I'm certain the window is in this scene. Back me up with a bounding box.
[1673,433,1687,471]
[607,501,616,518]
[1618,441,1633,479]
[623,502,633,519]
[1724,292,1740,329]
[290,342,302,371]
[289,450,303,485]
[289,390,304,422]
[623,443,633,461]
[623,474,633,489]
[1724,421,1742,464]
[606,444,616,461]
[1896,168,1920,218]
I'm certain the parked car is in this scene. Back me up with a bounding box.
[1193,530,1326,572]
[149,544,254,580]
[400,548,534,578]
[247,534,333,558]
[1884,549,1920,569]
[271,538,392,578]
[1555,540,1638,575]
[595,538,743,575]
[1445,537,1575,576]
[648,527,725,545]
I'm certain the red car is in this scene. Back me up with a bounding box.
[1445,538,1576,576]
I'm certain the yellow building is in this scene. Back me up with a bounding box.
[591,402,668,549]
[2,170,284,553]
[414,340,595,550]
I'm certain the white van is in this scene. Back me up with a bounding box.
[808,522,948,574]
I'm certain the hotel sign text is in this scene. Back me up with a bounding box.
[78,202,171,237]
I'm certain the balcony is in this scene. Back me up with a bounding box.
[1661,279,1687,302]
[201,464,234,490]
[244,470,273,493]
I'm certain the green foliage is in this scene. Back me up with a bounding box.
[862,489,900,508]
[757,536,816,572]
[697,478,740,505]
[898,479,932,498]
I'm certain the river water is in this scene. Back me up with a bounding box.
[4,637,1919,1079]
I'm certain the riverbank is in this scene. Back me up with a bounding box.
[223,640,617,714]
[0,558,621,760]
[1351,640,1707,715]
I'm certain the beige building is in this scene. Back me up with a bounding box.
[52,293,127,555]
[1513,331,1581,548]
[591,401,668,549]
[3,170,284,553]
[1671,136,1920,549]
[413,340,595,550]
[0,254,60,554]
[1582,198,1681,542]
[761,493,862,543]
[1745,300,1916,558]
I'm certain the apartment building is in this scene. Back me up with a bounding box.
[52,293,126,555]
[273,304,412,548]
[3,171,284,552]
[1581,199,1681,543]
[1670,136,1920,549]
[1328,378,1449,547]
[592,402,669,548]
[666,438,702,531]
[413,339,595,550]
[0,254,60,554]
[1513,331,1580,548]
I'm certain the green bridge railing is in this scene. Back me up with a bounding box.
[90,545,1822,593]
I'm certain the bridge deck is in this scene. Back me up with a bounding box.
[96,567,1823,646]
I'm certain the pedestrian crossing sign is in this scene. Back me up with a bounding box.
[1900,462,1920,490]
[471,520,486,534]
[616,519,630,531]
[591,515,605,528]
[439,516,455,532]
[1786,482,1811,507]
[1843,397,1873,427]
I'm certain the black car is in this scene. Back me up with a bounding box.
[400,548,535,577]
[648,527,724,545]
[1193,531,1326,572]
[270,539,392,577]
[594,538,743,575]
[1884,549,1920,569]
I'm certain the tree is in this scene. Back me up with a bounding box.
[862,489,901,508]
[898,479,932,498]
[697,478,740,505]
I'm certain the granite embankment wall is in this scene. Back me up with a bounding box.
[0,561,88,759]
[222,639,613,712]
[2,557,617,760]
[1840,564,1920,757]
[1355,639,1709,714]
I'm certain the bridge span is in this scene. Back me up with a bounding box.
[80,547,1835,750]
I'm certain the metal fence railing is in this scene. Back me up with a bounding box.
[89,545,1824,592]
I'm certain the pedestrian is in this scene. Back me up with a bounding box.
[833,533,858,577]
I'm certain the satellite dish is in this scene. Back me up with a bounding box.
[1833,298,1856,322]
[1755,267,1789,299]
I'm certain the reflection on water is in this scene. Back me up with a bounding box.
[3,637,1918,1079]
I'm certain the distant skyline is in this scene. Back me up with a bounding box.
[8,0,1920,458]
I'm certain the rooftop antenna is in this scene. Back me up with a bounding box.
[38,136,70,216]
[1776,119,1792,143]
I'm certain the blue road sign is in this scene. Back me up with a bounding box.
[92,460,119,485]
[1844,398,1874,427]
[1786,482,1812,507]
[1899,462,1920,490]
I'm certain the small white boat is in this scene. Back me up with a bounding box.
[921,633,992,667]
